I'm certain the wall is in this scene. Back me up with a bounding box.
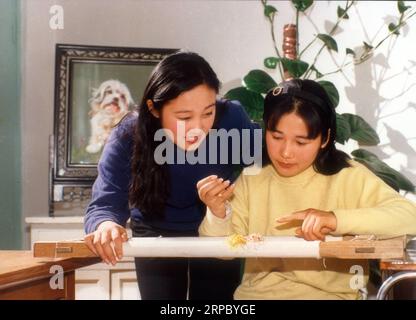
[0,0,21,249]
[20,0,416,248]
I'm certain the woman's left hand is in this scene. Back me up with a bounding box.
[275,209,337,241]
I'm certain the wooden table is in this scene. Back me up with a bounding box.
[0,251,99,300]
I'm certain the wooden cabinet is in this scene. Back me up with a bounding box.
[111,270,141,300]
[26,217,140,300]
[75,269,110,300]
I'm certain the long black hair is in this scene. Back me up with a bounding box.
[129,50,221,217]
[263,79,350,175]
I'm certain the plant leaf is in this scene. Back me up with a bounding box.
[351,149,379,161]
[292,0,313,12]
[318,80,339,108]
[281,58,309,78]
[225,87,264,121]
[264,5,277,18]
[363,41,374,51]
[337,6,349,19]
[346,48,356,57]
[335,113,351,144]
[264,57,281,69]
[342,113,380,145]
[317,34,338,52]
[398,1,411,14]
[388,22,400,35]
[243,69,277,94]
[352,149,415,192]
[311,65,323,78]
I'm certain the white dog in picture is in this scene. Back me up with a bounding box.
[86,79,134,154]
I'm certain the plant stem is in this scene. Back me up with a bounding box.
[320,61,353,77]
[261,0,284,80]
[303,0,355,78]
[321,8,416,78]
[296,9,299,59]
[374,9,416,51]
[270,16,285,80]
[299,36,317,58]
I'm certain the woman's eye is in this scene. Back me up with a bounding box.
[203,112,214,117]
[178,117,191,121]
[296,141,308,145]
[272,136,282,140]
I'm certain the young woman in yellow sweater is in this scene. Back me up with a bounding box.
[197,79,416,300]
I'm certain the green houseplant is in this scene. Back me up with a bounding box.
[225,0,416,193]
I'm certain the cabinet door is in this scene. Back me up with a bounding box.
[75,270,110,300]
[110,270,141,300]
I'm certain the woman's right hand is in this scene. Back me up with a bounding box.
[197,175,235,218]
[84,221,128,265]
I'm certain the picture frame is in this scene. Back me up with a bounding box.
[50,44,177,212]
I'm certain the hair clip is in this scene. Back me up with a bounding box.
[272,86,283,96]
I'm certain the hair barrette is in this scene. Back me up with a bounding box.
[272,86,283,96]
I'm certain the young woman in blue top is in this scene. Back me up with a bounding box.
[84,51,260,299]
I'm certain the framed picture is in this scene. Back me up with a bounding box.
[50,44,177,209]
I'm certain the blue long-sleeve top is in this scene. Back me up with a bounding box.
[84,99,261,234]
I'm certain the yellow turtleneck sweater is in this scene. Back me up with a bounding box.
[198,161,416,300]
